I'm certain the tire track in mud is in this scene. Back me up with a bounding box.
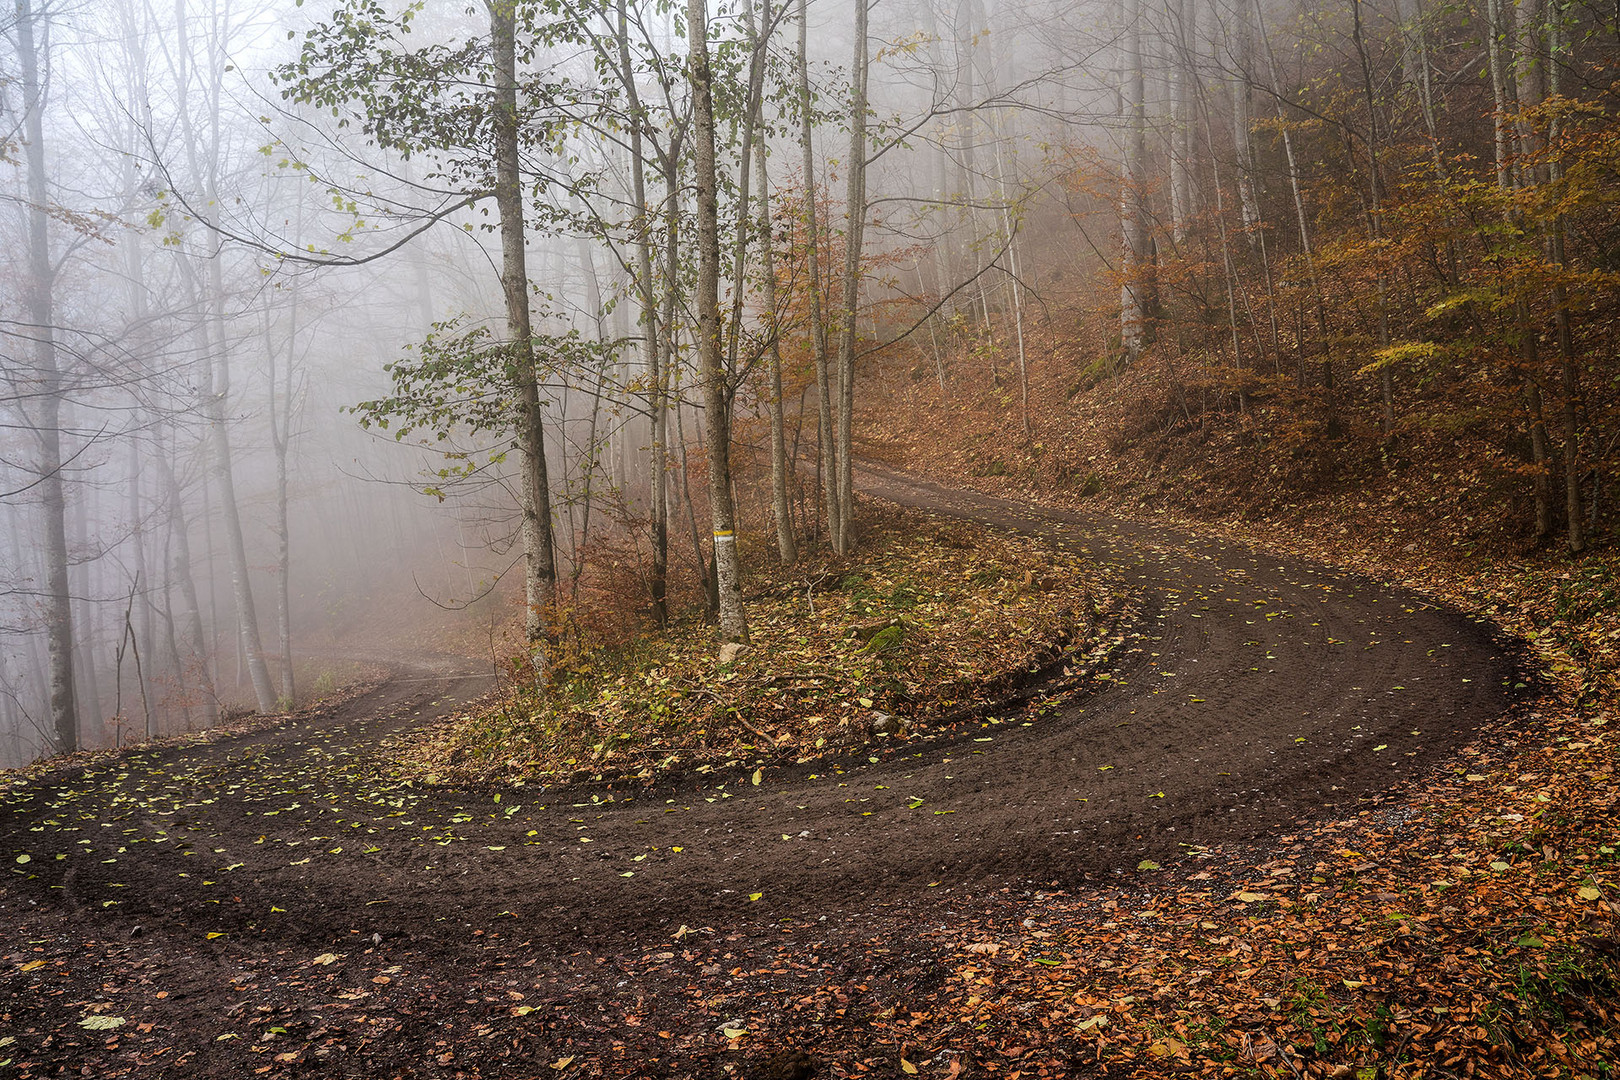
[0,471,1526,1076]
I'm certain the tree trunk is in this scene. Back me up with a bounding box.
[1227,5,1261,240]
[1349,0,1394,437]
[797,0,839,551]
[1119,0,1155,361]
[756,97,800,564]
[267,280,299,707]
[616,0,670,622]
[16,0,79,754]
[1546,3,1585,552]
[686,0,749,641]
[833,0,870,553]
[490,0,560,674]
[1169,0,1196,245]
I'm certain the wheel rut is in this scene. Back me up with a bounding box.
[0,472,1524,1077]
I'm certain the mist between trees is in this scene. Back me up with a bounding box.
[2,0,1615,766]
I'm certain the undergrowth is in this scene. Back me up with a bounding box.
[398,507,1121,787]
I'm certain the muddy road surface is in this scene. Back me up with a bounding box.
[0,472,1522,1078]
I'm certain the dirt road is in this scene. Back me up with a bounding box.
[0,471,1522,1077]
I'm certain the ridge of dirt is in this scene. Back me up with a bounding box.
[0,474,1520,1078]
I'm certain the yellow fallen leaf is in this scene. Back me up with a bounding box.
[721,1027,747,1040]
[18,960,45,972]
[313,953,339,966]
[550,1055,574,1070]
[1578,886,1601,901]
[901,1057,918,1074]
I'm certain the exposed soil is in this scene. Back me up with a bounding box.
[0,472,1525,1078]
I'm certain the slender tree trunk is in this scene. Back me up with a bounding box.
[157,445,218,725]
[172,0,277,714]
[17,0,78,754]
[797,0,839,550]
[756,103,799,564]
[1546,3,1585,551]
[833,0,870,553]
[1169,0,1196,245]
[490,0,560,673]
[1350,0,1394,436]
[687,0,749,641]
[617,0,669,622]
[1252,0,1333,416]
[1119,0,1155,361]
[71,490,101,743]
[1227,6,1261,240]
[267,282,299,707]
[1486,0,1554,539]
[1486,0,1514,190]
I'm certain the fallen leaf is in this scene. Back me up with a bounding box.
[79,1016,125,1031]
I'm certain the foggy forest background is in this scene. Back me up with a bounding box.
[2,0,1616,767]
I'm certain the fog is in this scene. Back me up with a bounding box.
[0,0,1086,766]
[10,0,1569,764]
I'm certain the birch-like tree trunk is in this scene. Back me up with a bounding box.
[17,0,80,753]
[755,80,799,564]
[1546,3,1585,551]
[797,0,839,550]
[613,0,670,623]
[173,0,278,714]
[1119,0,1155,361]
[833,0,871,553]
[489,0,560,671]
[1169,0,1196,245]
[686,0,749,640]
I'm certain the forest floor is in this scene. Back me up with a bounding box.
[0,467,1573,1079]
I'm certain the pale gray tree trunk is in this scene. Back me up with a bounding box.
[173,0,277,714]
[16,0,78,754]
[686,0,749,640]
[739,0,798,564]
[757,117,799,564]
[1169,0,1197,245]
[157,436,218,727]
[833,0,871,553]
[1227,5,1261,241]
[266,283,300,707]
[1546,4,1585,551]
[1119,0,1154,360]
[489,1,560,670]
[796,0,839,549]
[614,0,670,623]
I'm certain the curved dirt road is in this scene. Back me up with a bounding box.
[0,472,1521,1078]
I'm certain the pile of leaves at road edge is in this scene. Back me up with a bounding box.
[397,507,1125,788]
